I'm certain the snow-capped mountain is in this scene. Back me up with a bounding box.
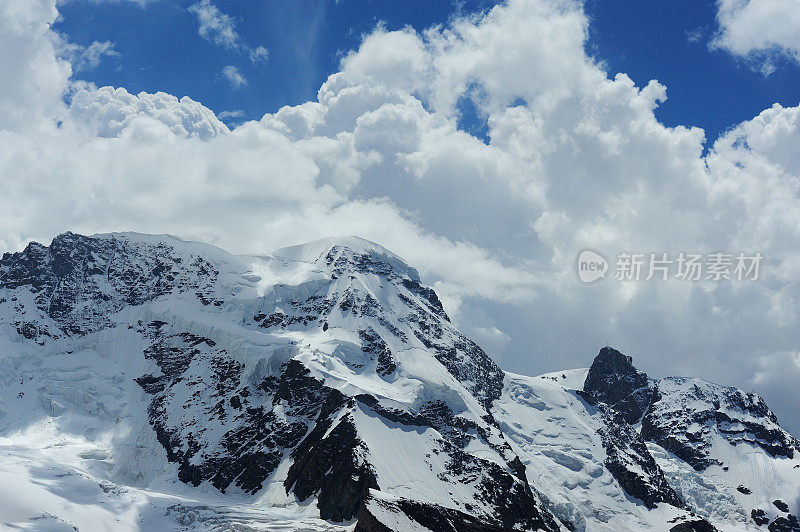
[0,232,798,531]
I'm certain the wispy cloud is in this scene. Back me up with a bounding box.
[189,0,268,66]
[249,45,268,64]
[57,0,152,5]
[685,27,704,44]
[221,65,246,88]
[60,39,119,71]
[217,109,245,120]
[189,0,240,49]
[217,109,247,127]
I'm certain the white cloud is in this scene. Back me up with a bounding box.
[59,39,118,71]
[686,27,705,44]
[0,0,70,132]
[249,45,268,64]
[222,65,246,88]
[217,109,246,126]
[189,0,240,49]
[188,0,268,66]
[217,109,245,119]
[2,0,800,435]
[68,86,229,139]
[713,0,800,69]
[470,325,512,357]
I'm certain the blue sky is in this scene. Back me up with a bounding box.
[55,0,799,143]
[55,0,501,125]
[585,0,800,144]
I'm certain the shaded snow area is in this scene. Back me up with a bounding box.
[0,446,346,531]
[494,370,691,531]
[0,233,798,531]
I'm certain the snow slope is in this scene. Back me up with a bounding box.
[494,370,693,531]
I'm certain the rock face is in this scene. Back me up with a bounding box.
[580,346,655,424]
[560,348,683,511]
[0,232,798,531]
[595,405,682,509]
[0,232,222,337]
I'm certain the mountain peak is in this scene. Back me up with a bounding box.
[584,347,648,394]
[285,235,394,256]
[581,347,654,423]
[586,346,640,380]
[271,235,420,281]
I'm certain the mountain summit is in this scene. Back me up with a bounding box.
[0,232,798,531]
[581,346,654,423]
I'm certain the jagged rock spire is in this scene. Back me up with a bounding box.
[582,346,654,424]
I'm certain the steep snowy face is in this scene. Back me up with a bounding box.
[642,377,799,470]
[0,232,556,531]
[239,237,553,529]
[577,349,800,530]
[641,376,800,530]
[580,346,799,470]
[251,236,505,411]
[494,348,800,532]
[493,370,698,532]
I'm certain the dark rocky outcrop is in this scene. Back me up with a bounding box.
[596,406,682,509]
[581,346,654,424]
[359,328,397,377]
[769,514,800,532]
[137,330,344,495]
[581,347,799,477]
[0,232,221,336]
[285,406,376,522]
[669,518,718,532]
[753,509,770,526]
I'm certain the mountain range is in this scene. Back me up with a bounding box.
[0,232,798,531]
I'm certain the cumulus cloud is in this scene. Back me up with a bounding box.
[68,86,229,139]
[0,0,70,132]
[2,0,800,434]
[222,65,246,88]
[713,0,800,70]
